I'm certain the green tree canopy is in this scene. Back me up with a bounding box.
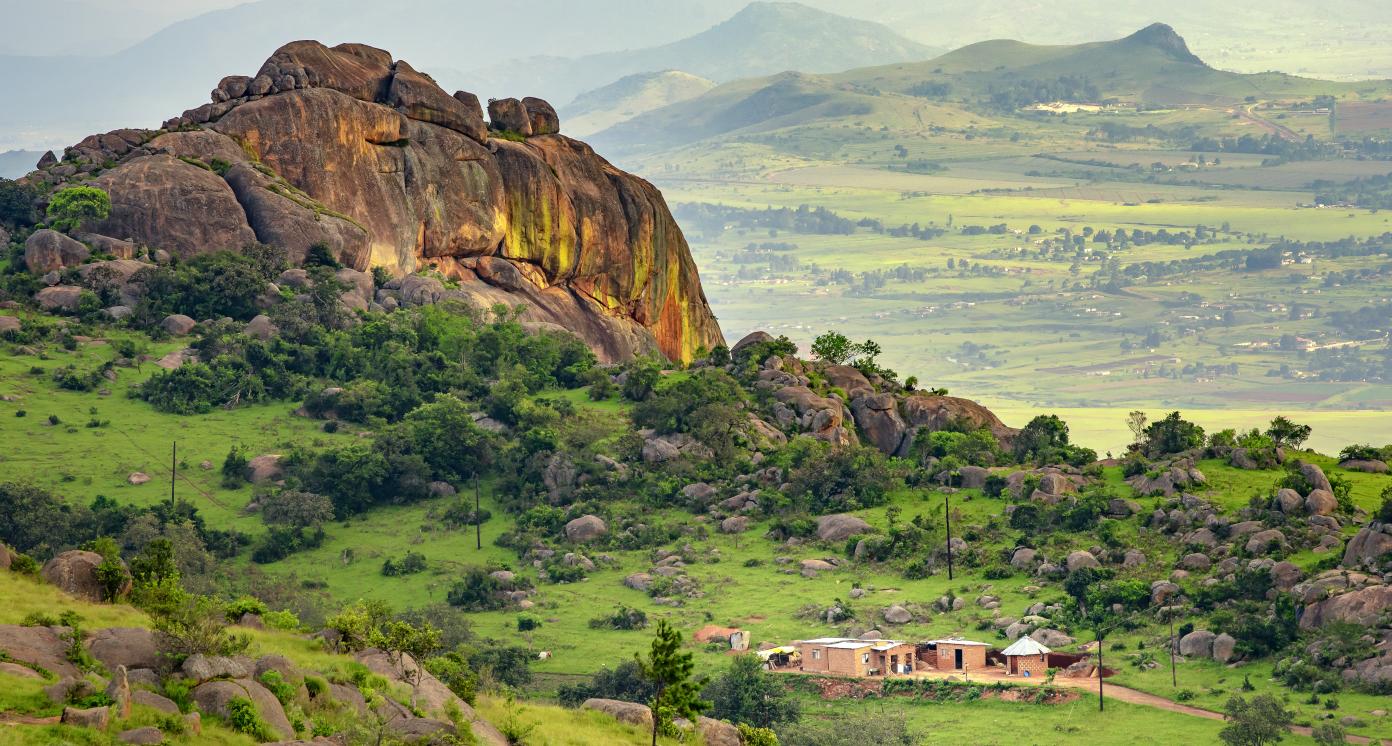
[45,185,110,232]
[636,620,709,746]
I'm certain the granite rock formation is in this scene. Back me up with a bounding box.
[21,40,723,362]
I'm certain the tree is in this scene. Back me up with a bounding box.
[1141,411,1205,457]
[810,331,854,365]
[635,620,709,746]
[704,654,799,728]
[398,393,494,482]
[1219,695,1292,746]
[45,185,110,232]
[374,619,442,690]
[1126,411,1148,447]
[0,178,38,228]
[260,490,334,529]
[1311,724,1346,746]
[1265,416,1311,450]
[622,360,661,402]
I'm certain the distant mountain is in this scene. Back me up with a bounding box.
[562,71,717,138]
[461,2,943,108]
[0,150,44,180]
[592,23,1365,158]
[0,0,737,152]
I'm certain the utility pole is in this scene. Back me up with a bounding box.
[943,492,954,581]
[474,474,482,550]
[170,441,177,510]
[1169,609,1180,684]
[1097,628,1105,712]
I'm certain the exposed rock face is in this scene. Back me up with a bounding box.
[42,550,115,602]
[25,229,90,273]
[25,40,722,363]
[816,513,871,542]
[900,394,1018,445]
[1344,523,1392,571]
[1301,585,1392,629]
[582,698,652,729]
[192,679,294,740]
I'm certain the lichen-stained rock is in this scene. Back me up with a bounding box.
[901,394,1018,443]
[488,97,533,135]
[388,62,488,143]
[521,97,560,135]
[90,155,257,258]
[31,39,723,364]
[25,229,90,274]
[1301,585,1392,630]
[850,393,907,454]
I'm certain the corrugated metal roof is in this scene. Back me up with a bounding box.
[925,637,992,647]
[1001,637,1052,656]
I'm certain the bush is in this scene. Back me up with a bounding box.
[381,551,427,577]
[425,652,478,705]
[227,696,276,741]
[154,595,251,660]
[589,606,648,631]
[46,186,110,232]
[225,596,269,622]
[557,659,654,708]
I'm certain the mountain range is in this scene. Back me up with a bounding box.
[590,23,1378,158]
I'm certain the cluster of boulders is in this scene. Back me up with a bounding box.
[581,699,739,746]
[622,546,704,604]
[1125,456,1206,497]
[728,331,1017,457]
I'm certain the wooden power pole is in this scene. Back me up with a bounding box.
[170,441,177,510]
[944,492,954,581]
[474,475,482,550]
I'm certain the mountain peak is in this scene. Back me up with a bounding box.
[1121,23,1205,66]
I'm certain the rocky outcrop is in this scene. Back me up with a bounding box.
[24,229,89,273]
[1300,585,1392,630]
[24,40,722,363]
[192,679,294,740]
[42,550,121,602]
[1344,523,1392,571]
[581,698,653,729]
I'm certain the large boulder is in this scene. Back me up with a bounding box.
[521,97,560,135]
[192,679,294,739]
[87,628,160,671]
[41,550,113,602]
[816,514,871,542]
[1298,462,1333,494]
[181,654,252,682]
[487,97,533,135]
[35,285,86,311]
[900,394,1017,443]
[882,605,912,624]
[1305,489,1338,516]
[388,62,487,143]
[1065,550,1100,572]
[61,706,110,729]
[0,624,81,678]
[822,365,872,398]
[1179,630,1216,658]
[1030,629,1074,648]
[581,698,652,729]
[1010,547,1038,570]
[25,229,90,273]
[245,454,284,484]
[1245,529,1287,556]
[1211,633,1237,663]
[1301,585,1392,630]
[1344,524,1392,570]
[564,515,607,542]
[160,314,196,336]
[1340,459,1389,474]
[850,393,907,454]
[698,717,741,746]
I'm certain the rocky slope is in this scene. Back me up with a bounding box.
[19,40,723,363]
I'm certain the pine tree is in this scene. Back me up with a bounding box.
[635,620,709,746]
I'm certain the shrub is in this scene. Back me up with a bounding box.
[225,596,270,622]
[381,551,427,577]
[154,595,250,661]
[589,606,648,631]
[425,652,478,705]
[227,696,276,741]
[46,186,110,232]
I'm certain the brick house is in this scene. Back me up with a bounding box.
[1001,636,1052,678]
[921,638,991,672]
[796,638,918,676]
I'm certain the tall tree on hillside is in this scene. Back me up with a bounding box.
[636,620,709,746]
[1219,694,1292,746]
[1264,416,1311,450]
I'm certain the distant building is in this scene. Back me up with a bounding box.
[1001,636,1052,678]
[795,637,917,676]
[921,638,991,672]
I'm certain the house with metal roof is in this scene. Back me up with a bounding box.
[1001,636,1052,677]
[920,637,992,672]
[795,637,918,677]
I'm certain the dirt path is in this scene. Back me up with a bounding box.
[887,668,1372,744]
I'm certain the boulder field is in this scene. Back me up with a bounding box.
[19,40,723,363]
